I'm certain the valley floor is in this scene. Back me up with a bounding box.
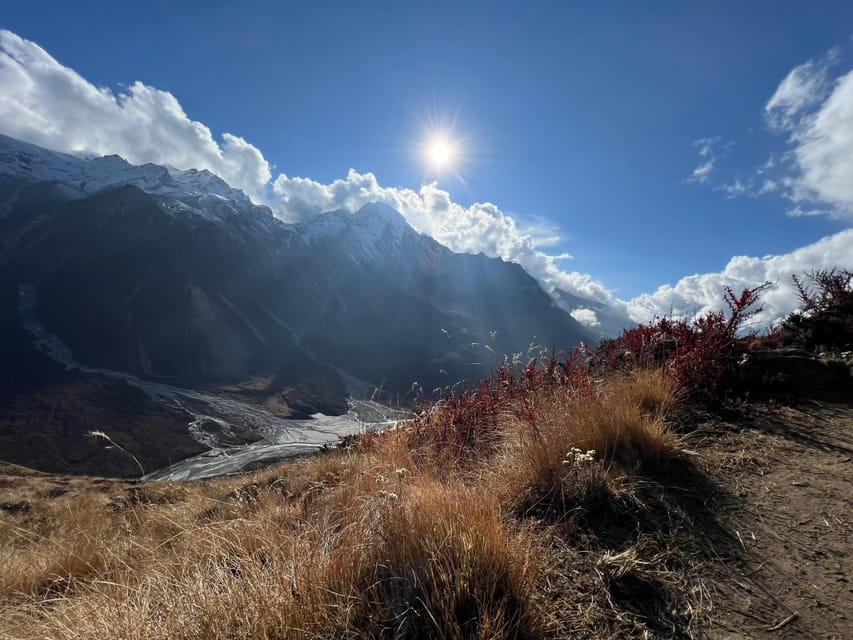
[0,384,850,639]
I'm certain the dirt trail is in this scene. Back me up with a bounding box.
[701,400,853,639]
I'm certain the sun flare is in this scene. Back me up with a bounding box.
[426,138,456,169]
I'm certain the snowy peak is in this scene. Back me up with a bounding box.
[352,202,409,229]
[168,167,249,202]
[297,203,414,239]
[0,134,88,184]
[292,202,454,279]
[0,134,251,205]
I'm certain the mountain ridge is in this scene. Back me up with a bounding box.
[0,134,595,476]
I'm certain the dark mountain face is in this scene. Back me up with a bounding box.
[0,136,593,474]
[278,203,594,395]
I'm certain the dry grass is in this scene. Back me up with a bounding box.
[494,369,679,518]
[0,368,711,639]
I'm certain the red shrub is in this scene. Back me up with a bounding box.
[405,348,597,460]
[783,268,853,351]
[594,283,770,400]
[396,282,772,457]
[407,377,506,461]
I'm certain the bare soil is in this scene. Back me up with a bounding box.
[698,400,853,639]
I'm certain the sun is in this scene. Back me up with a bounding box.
[426,137,456,170]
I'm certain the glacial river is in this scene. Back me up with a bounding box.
[17,284,401,481]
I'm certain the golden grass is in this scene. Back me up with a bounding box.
[493,369,679,516]
[0,368,698,639]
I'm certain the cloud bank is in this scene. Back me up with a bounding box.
[0,30,271,199]
[1,29,850,333]
[625,229,853,327]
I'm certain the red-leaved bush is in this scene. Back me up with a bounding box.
[594,283,770,400]
[402,282,773,459]
[407,378,505,462]
[404,348,597,462]
[782,268,853,351]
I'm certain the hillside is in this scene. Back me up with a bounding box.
[1,371,850,639]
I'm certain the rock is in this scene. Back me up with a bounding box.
[735,348,853,400]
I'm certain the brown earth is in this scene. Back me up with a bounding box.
[695,400,853,639]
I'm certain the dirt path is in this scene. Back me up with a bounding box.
[700,400,853,639]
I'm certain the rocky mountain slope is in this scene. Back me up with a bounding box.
[0,135,593,475]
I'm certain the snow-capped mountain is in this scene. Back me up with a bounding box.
[0,133,254,206]
[0,135,594,476]
[294,202,448,276]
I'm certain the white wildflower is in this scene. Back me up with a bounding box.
[562,447,597,467]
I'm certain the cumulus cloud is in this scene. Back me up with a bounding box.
[691,46,853,219]
[758,46,853,218]
[626,229,853,329]
[783,69,853,217]
[0,29,270,198]
[569,308,600,328]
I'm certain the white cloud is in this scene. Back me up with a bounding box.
[688,46,853,220]
[759,179,778,194]
[569,308,600,328]
[785,69,853,216]
[686,137,735,184]
[513,214,565,249]
[717,178,752,198]
[765,52,836,131]
[626,229,853,330]
[689,158,715,184]
[759,47,853,217]
[0,29,271,199]
[694,47,853,219]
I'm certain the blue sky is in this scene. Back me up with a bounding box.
[2,1,852,328]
